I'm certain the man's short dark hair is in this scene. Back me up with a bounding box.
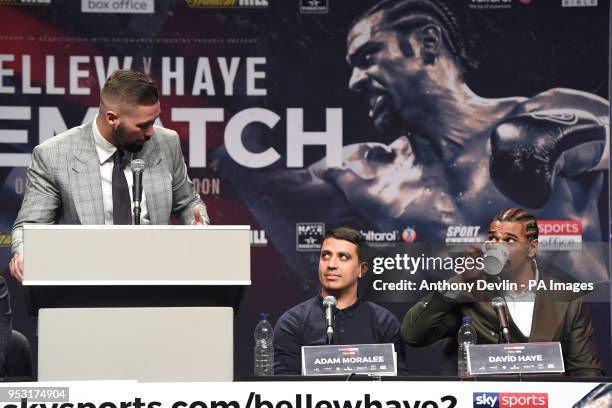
[322,227,366,262]
[355,0,477,71]
[493,208,539,241]
[101,69,159,106]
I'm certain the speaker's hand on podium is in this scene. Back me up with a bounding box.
[192,207,206,225]
[8,251,23,283]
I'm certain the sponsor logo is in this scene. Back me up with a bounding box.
[474,392,548,408]
[537,220,582,251]
[0,0,51,4]
[296,223,325,251]
[81,0,154,13]
[360,230,400,244]
[250,229,268,246]
[300,0,329,14]
[185,0,269,8]
[469,0,512,9]
[446,225,483,243]
[0,233,11,247]
[562,0,597,7]
[401,226,417,243]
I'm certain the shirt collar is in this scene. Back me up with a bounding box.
[317,293,362,317]
[93,115,118,165]
[504,259,539,300]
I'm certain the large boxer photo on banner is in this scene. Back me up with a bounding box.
[217,0,610,289]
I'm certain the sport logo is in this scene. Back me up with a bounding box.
[474,392,548,408]
[446,225,483,243]
[537,220,581,251]
[300,0,329,14]
[296,223,325,251]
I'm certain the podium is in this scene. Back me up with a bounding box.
[22,224,250,382]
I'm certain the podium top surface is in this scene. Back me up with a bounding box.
[23,224,251,286]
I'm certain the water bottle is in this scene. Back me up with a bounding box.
[254,312,274,376]
[457,316,477,378]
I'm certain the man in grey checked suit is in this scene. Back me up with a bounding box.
[8,69,210,282]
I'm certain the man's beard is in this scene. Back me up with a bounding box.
[114,124,145,153]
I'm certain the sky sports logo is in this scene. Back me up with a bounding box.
[473,392,548,408]
[537,220,581,251]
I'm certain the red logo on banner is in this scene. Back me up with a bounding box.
[537,220,582,235]
[499,393,548,408]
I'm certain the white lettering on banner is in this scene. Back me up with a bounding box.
[70,56,91,95]
[22,55,42,94]
[162,57,185,96]
[172,108,224,168]
[0,55,266,96]
[286,108,342,168]
[246,57,266,96]
[94,56,134,85]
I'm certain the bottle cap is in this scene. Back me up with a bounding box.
[259,312,269,321]
[463,316,472,324]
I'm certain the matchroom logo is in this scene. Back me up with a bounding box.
[537,220,582,251]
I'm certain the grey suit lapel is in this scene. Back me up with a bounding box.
[69,122,105,224]
[138,138,171,224]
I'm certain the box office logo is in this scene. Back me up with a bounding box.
[473,392,548,408]
[296,223,325,251]
[300,0,329,14]
[185,0,269,8]
[82,0,155,13]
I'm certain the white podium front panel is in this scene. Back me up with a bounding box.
[23,225,250,285]
[38,307,233,382]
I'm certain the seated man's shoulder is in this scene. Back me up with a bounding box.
[276,296,319,329]
[363,301,399,324]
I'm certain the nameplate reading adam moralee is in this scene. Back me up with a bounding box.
[301,343,397,376]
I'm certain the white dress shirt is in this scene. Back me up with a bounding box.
[503,262,539,338]
[92,118,150,225]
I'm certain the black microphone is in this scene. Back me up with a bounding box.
[322,296,336,345]
[130,159,145,225]
[491,296,510,344]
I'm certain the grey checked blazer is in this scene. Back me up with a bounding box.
[11,120,210,254]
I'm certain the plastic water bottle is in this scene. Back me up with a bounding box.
[457,316,477,378]
[254,313,274,376]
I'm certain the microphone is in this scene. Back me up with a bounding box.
[130,159,145,225]
[322,296,336,345]
[491,296,510,344]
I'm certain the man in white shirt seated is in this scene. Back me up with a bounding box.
[401,208,603,377]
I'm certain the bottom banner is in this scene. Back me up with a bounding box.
[0,380,609,408]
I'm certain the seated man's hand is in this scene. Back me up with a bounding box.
[9,251,24,283]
